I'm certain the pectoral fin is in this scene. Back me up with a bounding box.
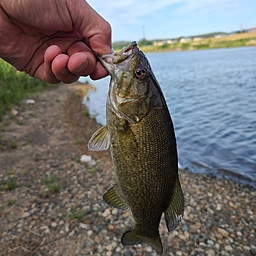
[88,125,110,151]
[164,179,184,232]
[103,184,129,210]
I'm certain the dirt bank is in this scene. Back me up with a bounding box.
[0,83,255,256]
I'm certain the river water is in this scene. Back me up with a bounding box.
[84,46,256,188]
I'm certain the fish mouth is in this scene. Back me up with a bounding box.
[98,41,138,72]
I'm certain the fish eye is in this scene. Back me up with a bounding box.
[135,68,147,80]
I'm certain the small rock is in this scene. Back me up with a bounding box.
[225,245,233,252]
[102,208,111,217]
[216,204,222,211]
[112,208,118,215]
[22,212,30,218]
[59,220,64,226]
[80,155,94,164]
[243,246,251,251]
[65,223,69,232]
[106,243,115,251]
[215,243,220,250]
[68,230,74,236]
[250,245,256,255]
[51,222,57,227]
[87,230,93,236]
[207,240,214,246]
[207,249,215,256]
[199,242,207,247]
[123,250,133,256]
[115,247,121,253]
[215,233,222,240]
[217,228,229,238]
[108,224,114,231]
[79,223,87,229]
[26,99,35,104]
[237,231,242,236]
[40,225,49,230]
[146,246,152,252]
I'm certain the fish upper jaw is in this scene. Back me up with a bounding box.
[98,41,138,76]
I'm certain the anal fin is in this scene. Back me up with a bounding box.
[103,184,129,210]
[164,178,184,232]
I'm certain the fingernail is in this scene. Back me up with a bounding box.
[76,59,88,73]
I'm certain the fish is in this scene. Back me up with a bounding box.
[88,41,184,254]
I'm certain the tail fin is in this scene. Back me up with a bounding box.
[121,228,163,254]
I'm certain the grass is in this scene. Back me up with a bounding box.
[74,139,85,145]
[0,173,17,191]
[88,165,97,174]
[82,109,90,117]
[68,206,85,221]
[10,141,17,149]
[0,59,58,121]
[42,174,61,192]
[7,199,16,205]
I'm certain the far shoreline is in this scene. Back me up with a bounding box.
[115,32,256,53]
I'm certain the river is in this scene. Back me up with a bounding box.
[84,46,256,188]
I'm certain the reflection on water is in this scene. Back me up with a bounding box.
[85,46,256,188]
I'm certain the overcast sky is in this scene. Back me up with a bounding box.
[87,0,256,42]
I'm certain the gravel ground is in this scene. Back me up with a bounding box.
[0,83,255,256]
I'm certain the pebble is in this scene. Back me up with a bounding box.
[123,250,133,256]
[79,223,87,229]
[102,208,111,217]
[207,249,215,256]
[65,223,69,232]
[51,222,57,227]
[216,204,222,211]
[251,245,256,255]
[145,246,152,252]
[22,212,30,218]
[217,228,229,238]
[225,245,233,251]
[87,230,93,237]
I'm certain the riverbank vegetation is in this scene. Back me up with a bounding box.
[0,59,57,120]
[113,32,256,52]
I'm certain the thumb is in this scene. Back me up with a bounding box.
[68,0,112,55]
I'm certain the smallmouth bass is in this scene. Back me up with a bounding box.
[88,42,184,254]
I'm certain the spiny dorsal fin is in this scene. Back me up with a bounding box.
[121,228,163,254]
[103,184,129,210]
[88,125,110,151]
[164,178,184,232]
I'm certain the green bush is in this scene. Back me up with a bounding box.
[0,59,57,120]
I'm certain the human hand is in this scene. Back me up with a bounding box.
[0,0,112,83]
